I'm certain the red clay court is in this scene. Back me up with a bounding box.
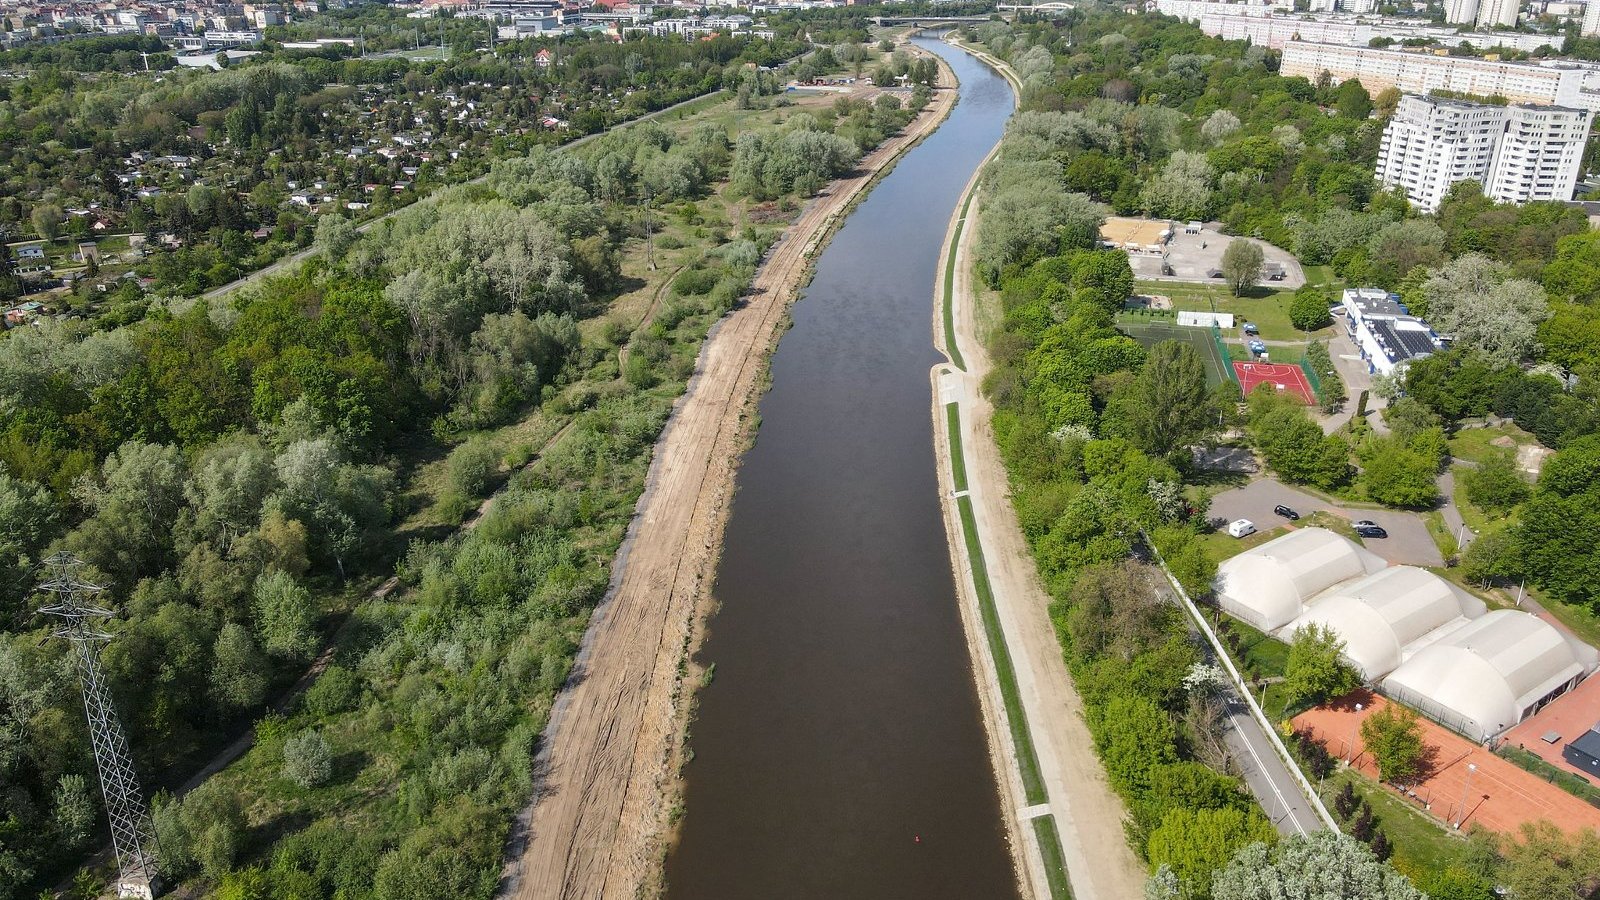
[1234,361,1315,404]
[1294,692,1600,838]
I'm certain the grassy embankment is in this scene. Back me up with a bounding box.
[947,400,1073,899]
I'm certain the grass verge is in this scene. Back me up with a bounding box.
[1032,814,1075,900]
[957,492,1045,804]
[1498,745,1600,805]
[946,402,968,492]
[1326,770,1474,877]
[942,189,974,370]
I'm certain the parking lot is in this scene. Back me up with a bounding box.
[1208,477,1444,568]
[1115,221,1305,289]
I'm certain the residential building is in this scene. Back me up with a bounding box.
[1585,0,1600,35]
[1486,103,1591,205]
[1376,94,1510,211]
[1375,94,1590,209]
[1340,287,1444,376]
[1280,40,1586,106]
[1446,0,1481,22]
[1476,0,1521,26]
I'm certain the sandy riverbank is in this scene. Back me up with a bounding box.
[501,46,963,900]
[927,43,1148,900]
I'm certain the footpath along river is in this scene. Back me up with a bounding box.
[663,37,1020,899]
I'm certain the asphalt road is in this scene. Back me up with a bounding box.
[1221,690,1325,836]
[1209,477,1444,568]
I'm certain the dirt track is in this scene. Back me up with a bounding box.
[502,52,961,900]
[931,150,1148,897]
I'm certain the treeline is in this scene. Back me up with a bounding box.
[970,17,1431,899]
[0,51,929,896]
[0,33,173,72]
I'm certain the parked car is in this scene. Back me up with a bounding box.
[1227,519,1257,538]
[1355,522,1388,538]
[1243,322,1260,336]
[1273,504,1299,520]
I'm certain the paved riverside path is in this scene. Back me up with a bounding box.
[937,182,1147,899]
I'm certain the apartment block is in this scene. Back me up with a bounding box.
[1281,40,1586,106]
[1475,0,1521,26]
[1585,0,1600,36]
[1487,104,1592,205]
[1374,94,1590,211]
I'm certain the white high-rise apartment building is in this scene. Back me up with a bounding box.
[1584,0,1600,36]
[1475,0,1521,27]
[1375,94,1591,211]
[1486,104,1592,205]
[1376,95,1508,211]
[1446,0,1481,23]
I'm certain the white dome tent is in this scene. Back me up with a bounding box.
[1381,610,1600,741]
[1214,528,1386,631]
[1278,566,1487,679]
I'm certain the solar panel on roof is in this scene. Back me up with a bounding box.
[1396,329,1437,358]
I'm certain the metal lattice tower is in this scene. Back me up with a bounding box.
[37,552,161,900]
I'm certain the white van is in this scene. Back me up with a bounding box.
[1227,519,1257,538]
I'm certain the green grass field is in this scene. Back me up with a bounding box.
[1134,279,1336,343]
[943,190,974,371]
[1326,770,1477,877]
[1117,318,1230,386]
[1447,423,1541,464]
[957,492,1046,805]
[1033,814,1076,900]
[946,402,967,492]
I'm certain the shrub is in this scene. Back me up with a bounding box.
[304,665,361,718]
[446,438,500,498]
[283,729,334,788]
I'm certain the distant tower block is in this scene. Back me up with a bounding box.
[37,552,161,899]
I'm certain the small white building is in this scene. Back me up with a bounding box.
[1341,287,1443,377]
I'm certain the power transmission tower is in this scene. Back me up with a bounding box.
[37,552,161,900]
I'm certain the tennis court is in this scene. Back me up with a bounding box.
[1118,320,1229,386]
[1233,360,1315,404]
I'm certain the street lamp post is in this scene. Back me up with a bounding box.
[1455,763,1478,829]
[1347,702,1364,762]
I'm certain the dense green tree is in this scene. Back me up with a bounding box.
[1289,286,1331,332]
[252,569,317,663]
[1360,704,1426,782]
[1517,435,1600,607]
[282,729,333,788]
[209,622,268,714]
[1358,432,1440,508]
[1089,692,1178,797]
[1222,240,1265,296]
[1460,450,1530,514]
[1283,623,1359,708]
[1109,341,1214,459]
[1211,832,1423,899]
[1148,806,1277,899]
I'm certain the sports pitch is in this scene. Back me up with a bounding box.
[1117,320,1229,387]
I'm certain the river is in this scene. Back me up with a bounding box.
[662,38,1020,899]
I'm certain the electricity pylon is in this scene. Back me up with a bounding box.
[37,552,161,899]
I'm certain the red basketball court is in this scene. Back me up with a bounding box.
[1234,361,1316,404]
